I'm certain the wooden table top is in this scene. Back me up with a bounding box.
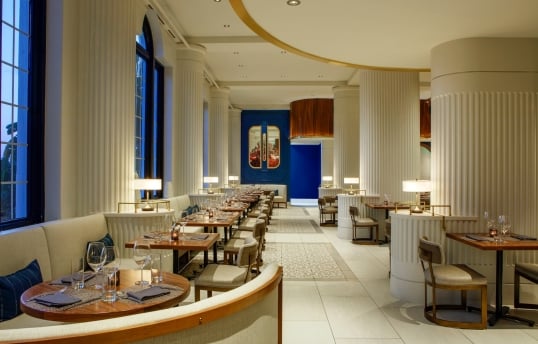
[20,270,190,322]
[446,232,538,251]
[125,232,220,251]
[181,213,239,227]
[365,202,410,210]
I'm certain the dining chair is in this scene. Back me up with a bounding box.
[194,237,258,301]
[514,262,538,309]
[226,219,266,274]
[418,236,488,329]
[318,197,338,226]
[349,205,378,243]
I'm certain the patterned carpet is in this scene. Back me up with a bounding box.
[180,206,355,281]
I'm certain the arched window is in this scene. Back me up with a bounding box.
[1,0,46,230]
[135,17,163,198]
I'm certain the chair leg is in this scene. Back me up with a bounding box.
[195,287,201,301]
[514,268,521,307]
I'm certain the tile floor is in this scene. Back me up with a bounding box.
[188,205,538,343]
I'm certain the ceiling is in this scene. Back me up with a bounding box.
[149,0,538,110]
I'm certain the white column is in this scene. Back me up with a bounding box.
[208,87,230,187]
[321,139,334,183]
[332,86,360,188]
[359,70,420,201]
[431,38,538,260]
[228,108,242,180]
[63,0,138,216]
[174,45,206,195]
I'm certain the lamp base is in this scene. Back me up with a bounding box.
[410,205,423,213]
[141,202,154,211]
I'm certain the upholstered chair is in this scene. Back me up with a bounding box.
[418,236,488,329]
[226,219,266,274]
[318,198,337,226]
[194,237,258,301]
[514,262,538,311]
[349,205,378,243]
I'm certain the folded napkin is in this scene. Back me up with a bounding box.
[189,234,209,241]
[49,272,95,285]
[143,232,159,239]
[126,286,170,302]
[465,234,493,242]
[33,293,81,307]
[511,233,537,240]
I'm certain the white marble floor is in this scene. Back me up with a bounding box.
[270,206,538,344]
[187,205,538,343]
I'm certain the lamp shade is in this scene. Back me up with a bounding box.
[228,176,239,181]
[402,180,432,193]
[343,177,359,185]
[203,176,219,184]
[322,176,333,182]
[133,178,162,191]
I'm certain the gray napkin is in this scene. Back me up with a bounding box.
[59,272,95,284]
[126,286,170,302]
[511,233,537,240]
[466,234,493,242]
[190,234,209,241]
[33,293,81,307]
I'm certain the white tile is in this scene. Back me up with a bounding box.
[283,321,335,344]
[283,281,326,321]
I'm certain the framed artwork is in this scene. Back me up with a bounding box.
[267,125,280,169]
[248,126,262,168]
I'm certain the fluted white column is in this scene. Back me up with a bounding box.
[431,38,538,256]
[321,139,334,183]
[174,45,206,195]
[332,86,360,188]
[208,87,230,187]
[70,0,138,216]
[359,71,420,201]
[228,108,242,179]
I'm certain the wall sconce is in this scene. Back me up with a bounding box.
[133,178,162,211]
[402,179,432,213]
[322,176,333,188]
[343,177,359,195]
[228,175,239,186]
[203,176,219,194]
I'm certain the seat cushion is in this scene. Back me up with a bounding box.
[356,217,377,225]
[195,264,248,288]
[425,264,487,286]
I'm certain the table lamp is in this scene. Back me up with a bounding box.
[343,177,359,195]
[322,176,333,188]
[133,178,162,211]
[228,175,239,187]
[204,176,219,194]
[402,179,432,213]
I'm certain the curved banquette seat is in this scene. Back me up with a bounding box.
[0,263,283,344]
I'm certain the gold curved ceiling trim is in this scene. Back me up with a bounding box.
[230,0,429,72]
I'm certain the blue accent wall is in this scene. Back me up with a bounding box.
[241,110,290,197]
[290,144,321,199]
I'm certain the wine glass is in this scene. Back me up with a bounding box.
[132,241,151,286]
[179,218,188,240]
[86,241,106,288]
[103,246,120,301]
[499,215,511,239]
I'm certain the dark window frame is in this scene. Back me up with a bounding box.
[0,0,46,231]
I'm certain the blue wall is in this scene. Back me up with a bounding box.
[290,144,321,199]
[241,110,290,196]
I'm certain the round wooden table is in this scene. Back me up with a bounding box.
[20,270,190,322]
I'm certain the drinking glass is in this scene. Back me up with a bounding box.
[133,241,151,286]
[102,246,120,302]
[86,241,106,288]
[179,219,188,241]
[499,215,511,240]
[71,257,86,290]
[150,253,162,284]
[169,216,177,242]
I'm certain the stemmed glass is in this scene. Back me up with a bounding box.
[103,246,120,301]
[86,241,107,289]
[498,215,511,240]
[179,218,188,241]
[133,241,151,286]
[169,215,177,242]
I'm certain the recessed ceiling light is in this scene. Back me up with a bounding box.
[214,0,222,2]
[287,0,301,6]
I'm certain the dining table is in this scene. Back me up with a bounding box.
[125,232,220,274]
[20,269,190,322]
[446,232,538,326]
[182,212,240,243]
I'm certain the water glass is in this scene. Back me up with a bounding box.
[71,257,85,289]
[102,266,118,302]
[150,253,162,284]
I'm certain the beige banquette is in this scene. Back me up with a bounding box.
[0,195,283,343]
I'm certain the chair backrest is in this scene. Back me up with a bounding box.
[253,219,266,241]
[237,236,258,268]
[318,198,326,209]
[418,236,445,266]
[349,206,358,223]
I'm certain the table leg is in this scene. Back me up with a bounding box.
[489,250,535,326]
[213,242,218,263]
[173,250,179,274]
[203,250,208,266]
